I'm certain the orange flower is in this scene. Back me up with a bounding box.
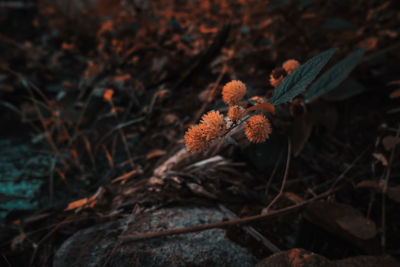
[228,105,245,122]
[222,80,247,106]
[282,59,300,74]
[199,110,225,140]
[103,89,114,101]
[269,68,287,88]
[184,125,208,152]
[245,115,272,143]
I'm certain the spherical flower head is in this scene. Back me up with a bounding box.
[245,115,272,143]
[269,67,287,88]
[184,125,208,152]
[222,80,247,106]
[282,59,300,74]
[199,110,225,140]
[228,105,245,122]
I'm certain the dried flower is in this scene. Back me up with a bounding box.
[222,80,247,106]
[269,68,287,88]
[282,59,300,74]
[184,125,208,152]
[228,105,245,122]
[245,115,272,143]
[200,110,225,140]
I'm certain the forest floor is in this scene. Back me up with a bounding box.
[0,0,399,266]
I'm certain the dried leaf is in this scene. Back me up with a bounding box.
[11,233,26,251]
[336,215,377,240]
[284,192,305,204]
[389,89,400,99]
[246,102,275,114]
[382,135,400,151]
[387,186,400,203]
[359,37,378,51]
[356,180,380,190]
[306,202,377,241]
[103,88,114,101]
[156,89,170,100]
[65,198,89,211]
[111,169,141,183]
[372,153,388,166]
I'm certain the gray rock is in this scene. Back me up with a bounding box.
[0,138,51,218]
[54,207,257,267]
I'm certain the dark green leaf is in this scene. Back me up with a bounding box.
[269,48,337,105]
[305,47,366,102]
[321,78,365,102]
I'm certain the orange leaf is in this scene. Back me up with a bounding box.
[61,42,74,51]
[113,73,131,83]
[102,145,114,168]
[65,198,89,211]
[246,102,275,114]
[103,89,114,102]
[111,169,141,184]
[382,135,400,151]
[372,153,388,166]
[156,89,170,100]
[389,89,400,99]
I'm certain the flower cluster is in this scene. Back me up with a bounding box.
[184,80,274,152]
[269,59,300,88]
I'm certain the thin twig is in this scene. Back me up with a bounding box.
[109,101,135,168]
[1,254,11,267]
[265,150,284,198]
[381,125,400,250]
[119,188,336,242]
[264,137,292,212]
[329,148,368,191]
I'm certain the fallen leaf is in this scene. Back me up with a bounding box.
[359,37,378,51]
[372,153,388,166]
[11,233,26,251]
[336,215,377,240]
[103,88,114,102]
[156,89,170,100]
[305,202,377,241]
[389,89,400,99]
[382,135,400,151]
[356,180,380,190]
[111,169,141,184]
[388,80,400,86]
[387,186,400,203]
[65,198,89,211]
[284,192,305,204]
